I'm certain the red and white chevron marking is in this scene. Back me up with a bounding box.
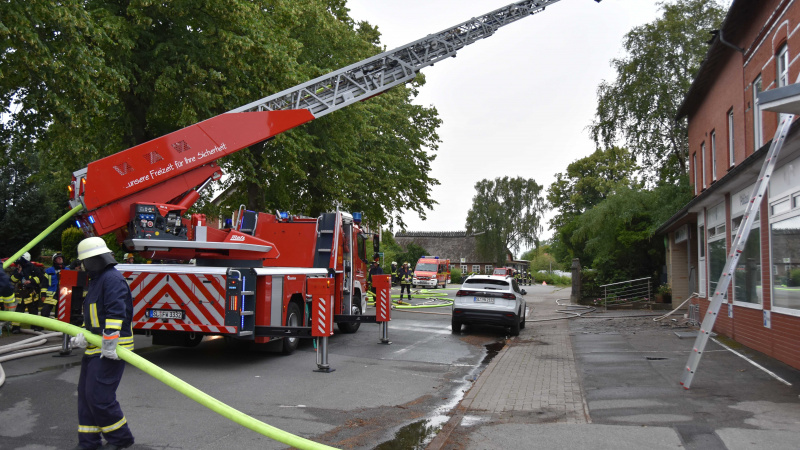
[57,286,71,321]
[123,271,237,334]
[313,295,332,337]
[376,289,390,322]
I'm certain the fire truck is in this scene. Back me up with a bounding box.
[56,0,585,359]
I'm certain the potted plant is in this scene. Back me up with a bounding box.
[656,284,672,303]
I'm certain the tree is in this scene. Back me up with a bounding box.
[0,0,441,254]
[571,180,693,282]
[589,0,726,183]
[547,147,639,265]
[465,177,546,265]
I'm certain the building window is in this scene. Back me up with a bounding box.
[698,210,706,297]
[702,142,707,188]
[731,184,761,305]
[485,265,493,274]
[707,202,726,297]
[460,264,467,273]
[728,109,735,167]
[693,153,698,195]
[754,75,763,149]
[711,131,717,181]
[770,158,800,314]
[778,44,789,87]
[472,264,480,274]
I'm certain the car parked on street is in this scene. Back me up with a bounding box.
[451,274,527,336]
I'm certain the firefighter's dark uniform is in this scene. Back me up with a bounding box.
[42,255,64,318]
[398,264,413,301]
[77,265,135,449]
[10,259,45,332]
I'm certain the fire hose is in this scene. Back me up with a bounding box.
[0,329,63,388]
[0,312,337,450]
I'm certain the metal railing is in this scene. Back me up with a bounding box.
[598,277,652,311]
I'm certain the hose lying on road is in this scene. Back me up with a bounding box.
[652,293,699,322]
[0,329,63,388]
[0,312,337,450]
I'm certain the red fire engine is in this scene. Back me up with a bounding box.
[56,1,575,364]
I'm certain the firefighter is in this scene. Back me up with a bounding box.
[368,260,384,295]
[123,253,134,264]
[398,262,413,302]
[390,261,398,286]
[68,237,135,450]
[0,268,13,315]
[10,252,45,333]
[41,252,65,319]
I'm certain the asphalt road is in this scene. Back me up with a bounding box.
[0,285,511,450]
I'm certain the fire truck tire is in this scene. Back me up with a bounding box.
[282,302,301,355]
[337,303,361,334]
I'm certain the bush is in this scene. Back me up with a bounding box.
[790,269,800,287]
[535,271,571,287]
[450,267,463,284]
[61,227,84,264]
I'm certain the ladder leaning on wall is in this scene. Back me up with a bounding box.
[680,101,796,389]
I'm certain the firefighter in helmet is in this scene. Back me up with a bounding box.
[41,252,65,319]
[10,252,45,333]
[398,262,413,302]
[123,253,134,264]
[390,261,398,286]
[68,237,135,450]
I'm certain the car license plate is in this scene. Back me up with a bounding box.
[474,297,494,303]
[148,309,185,320]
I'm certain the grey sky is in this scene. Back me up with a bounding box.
[345,0,665,243]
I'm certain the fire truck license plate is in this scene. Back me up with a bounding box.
[148,309,185,320]
[474,297,494,304]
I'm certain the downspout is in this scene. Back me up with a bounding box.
[718,29,745,54]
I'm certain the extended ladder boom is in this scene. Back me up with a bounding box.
[229,0,565,118]
[69,0,571,237]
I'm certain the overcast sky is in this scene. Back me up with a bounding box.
[345,0,667,245]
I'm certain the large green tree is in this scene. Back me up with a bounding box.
[465,177,546,265]
[547,147,639,265]
[589,0,726,183]
[0,0,440,254]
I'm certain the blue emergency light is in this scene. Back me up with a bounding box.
[279,211,289,219]
[352,212,362,224]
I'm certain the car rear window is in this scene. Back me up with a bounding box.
[463,278,509,289]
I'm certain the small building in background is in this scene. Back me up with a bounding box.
[393,231,527,275]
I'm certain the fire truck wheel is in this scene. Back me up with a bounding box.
[282,302,302,355]
[337,303,362,334]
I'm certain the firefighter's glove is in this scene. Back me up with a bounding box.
[70,333,87,349]
[101,330,120,360]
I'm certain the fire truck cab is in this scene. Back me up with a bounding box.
[412,256,450,289]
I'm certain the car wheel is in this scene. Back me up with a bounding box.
[509,315,520,337]
[451,317,462,333]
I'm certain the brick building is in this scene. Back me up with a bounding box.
[658,0,800,370]
[393,231,527,275]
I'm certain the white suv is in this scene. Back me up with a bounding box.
[452,275,527,336]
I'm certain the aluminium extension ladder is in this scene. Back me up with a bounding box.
[680,107,796,389]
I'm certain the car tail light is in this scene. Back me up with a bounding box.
[455,290,469,297]
[501,293,516,300]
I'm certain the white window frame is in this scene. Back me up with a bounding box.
[711,131,717,181]
[698,210,706,296]
[472,264,480,274]
[702,142,707,189]
[707,202,726,298]
[778,44,789,88]
[731,183,762,308]
[728,109,735,167]
[693,153,698,195]
[485,265,493,274]
[460,264,467,273]
[754,75,763,149]
[769,157,800,317]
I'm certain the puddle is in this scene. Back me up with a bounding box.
[375,340,506,448]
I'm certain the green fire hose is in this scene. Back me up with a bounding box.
[3,204,84,270]
[0,312,337,450]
